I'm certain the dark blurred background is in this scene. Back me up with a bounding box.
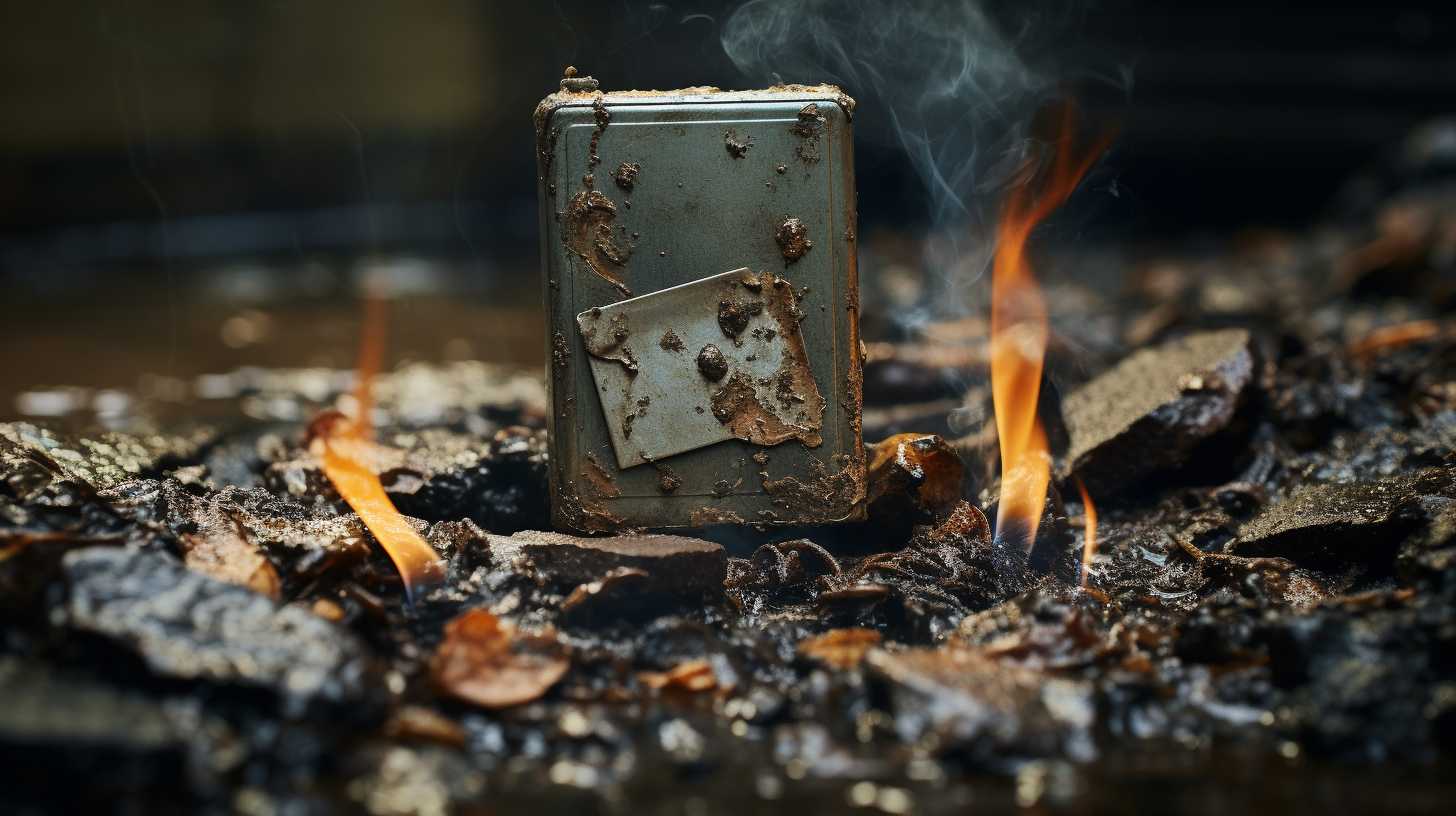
[2,0,1454,415]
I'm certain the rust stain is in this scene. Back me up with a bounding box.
[717,296,762,342]
[563,190,632,296]
[790,103,827,164]
[612,160,640,191]
[551,331,570,370]
[622,395,650,440]
[689,506,746,527]
[587,95,610,177]
[659,329,685,352]
[724,128,753,159]
[775,217,813,263]
[760,454,864,521]
[577,309,639,376]
[655,464,682,494]
[707,271,825,448]
[561,452,624,533]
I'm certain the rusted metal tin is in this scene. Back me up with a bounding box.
[536,75,864,532]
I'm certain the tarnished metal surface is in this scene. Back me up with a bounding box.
[537,77,863,531]
[578,268,825,469]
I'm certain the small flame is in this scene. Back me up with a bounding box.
[990,103,1106,550]
[1074,475,1097,587]
[312,292,445,601]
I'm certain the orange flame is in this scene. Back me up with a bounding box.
[991,103,1106,551]
[311,292,445,601]
[1074,475,1097,587]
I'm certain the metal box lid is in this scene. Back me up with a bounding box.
[536,80,864,532]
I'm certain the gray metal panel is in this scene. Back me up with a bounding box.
[538,86,863,532]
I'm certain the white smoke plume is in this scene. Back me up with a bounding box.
[721,0,1067,229]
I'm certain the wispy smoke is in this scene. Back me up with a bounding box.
[721,0,1061,229]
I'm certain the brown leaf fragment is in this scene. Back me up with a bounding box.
[430,609,570,709]
[638,658,725,694]
[310,598,345,621]
[383,705,468,748]
[797,628,882,669]
[180,515,281,599]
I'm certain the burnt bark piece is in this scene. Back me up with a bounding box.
[865,645,1094,762]
[504,530,726,598]
[1234,466,1456,568]
[265,426,548,532]
[61,547,383,713]
[1059,329,1254,494]
[1,422,213,492]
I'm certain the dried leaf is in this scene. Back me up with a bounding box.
[383,705,467,748]
[181,516,280,599]
[638,659,724,694]
[431,609,569,709]
[797,628,882,669]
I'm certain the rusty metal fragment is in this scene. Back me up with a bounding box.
[539,82,861,530]
[577,269,825,468]
[866,433,965,527]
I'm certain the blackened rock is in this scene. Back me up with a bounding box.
[1234,466,1456,568]
[506,530,725,599]
[865,645,1095,763]
[1059,329,1253,494]
[1255,600,1448,760]
[561,566,655,624]
[62,547,382,714]
[1397,499,1456,591]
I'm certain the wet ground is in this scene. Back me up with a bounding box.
[4,168,1456,813]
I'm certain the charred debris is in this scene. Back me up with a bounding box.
[6,176,1456,814]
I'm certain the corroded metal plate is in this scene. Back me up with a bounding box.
[578,268,825,469]
[537,81,864,532]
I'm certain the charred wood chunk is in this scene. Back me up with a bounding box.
[60,548,383,714]
[503,530,726,600]
[264,426,548,533]
[1059,329,1254,495]
[1235,466,1456,572]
